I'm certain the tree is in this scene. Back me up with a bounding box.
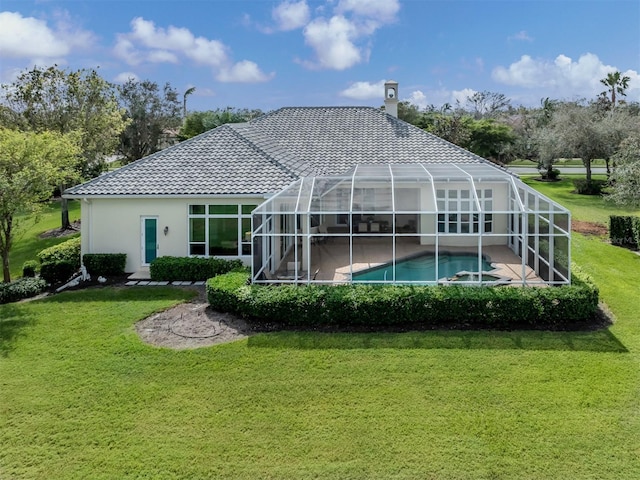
[600,71,631,107]
[183,87,196,118]
[397,101,423,125]
[608,134,640,207]
[117,79,182,163]
[1,65,127,228]
[0,129,80,282]
[1,66,126,176]
[535,102,633,185]
[178,107,264,140]
[420,109,472,147]
[464,91,511,119]
[467,119,515,163]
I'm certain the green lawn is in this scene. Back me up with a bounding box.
[522,176,640,225]
[510,158,606,167]
[1,186,640,479]
[7,200,81,280]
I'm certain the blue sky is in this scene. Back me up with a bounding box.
[1,0,639,112]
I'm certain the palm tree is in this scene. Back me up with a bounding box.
[182,87,196,118]
[600,71,631,106]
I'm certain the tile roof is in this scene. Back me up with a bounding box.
[65,106,493,197]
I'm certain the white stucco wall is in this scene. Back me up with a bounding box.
[80,196,263,273]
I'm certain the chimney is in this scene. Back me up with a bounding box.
[384,80,399,118]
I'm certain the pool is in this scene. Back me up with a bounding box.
[352,252,494,283]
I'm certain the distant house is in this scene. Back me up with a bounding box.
[64,82,570,285]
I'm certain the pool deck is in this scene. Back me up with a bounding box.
[282,238,542,285]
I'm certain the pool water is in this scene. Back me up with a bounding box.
[352,252,493,283]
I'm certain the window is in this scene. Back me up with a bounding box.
[188,204,257,256]
[437,188,493,234]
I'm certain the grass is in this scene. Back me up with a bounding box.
[7,200,81,280]
[521,176,640,225]
[510,158,606,167]
[1,183,640,478]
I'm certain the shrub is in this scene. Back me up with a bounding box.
[0,277,48,304]
[609,216,637,247]
[632,218,640,249]
[572,179,606,195]
[150,256,245,281]
[37,237,81,268]
[206,269,600,330]
[40,261,77,285]
[207,271,251,312]
[83,254,127,276]
[22,260,39,278]
[540,168,561,181]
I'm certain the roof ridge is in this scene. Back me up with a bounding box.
[65,125,223,193]
[224,124,299,181]
[248,105,379,124]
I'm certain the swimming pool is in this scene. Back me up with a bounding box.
[352,252,494,283]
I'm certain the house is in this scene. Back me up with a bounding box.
[64,82,570,286]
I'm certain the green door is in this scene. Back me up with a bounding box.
[143,217,157,265]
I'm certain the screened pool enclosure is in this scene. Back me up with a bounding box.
[251,164,571,286]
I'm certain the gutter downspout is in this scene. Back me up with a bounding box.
[83,197,92,262]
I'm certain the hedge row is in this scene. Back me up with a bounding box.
[150,256,244,281]
[610,215,640,248]
[83,254,126,276]
[0,277,48,304]
[37,237,81,268]
[40,260,76,285]
[206,269,599,329]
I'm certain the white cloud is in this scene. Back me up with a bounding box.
[188,37,228,66]
[147,50,179,64]
[112,38,140,65]
[115,17,228,67]
[114,17,272,83]
[0,11,93,61]
[336,0,400,24]
[509,30,533,42]
[452,88,477,105]
[492,52,639,99]
[216,60,274,83]
[298,0,400,70]
[113,71,139,83]
[272,1,310,31]
[340,80,386,99]
[302,16,362,70]
[408,90,428,108]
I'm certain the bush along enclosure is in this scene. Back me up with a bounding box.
[150,256,245,282]
[206,268,599,330]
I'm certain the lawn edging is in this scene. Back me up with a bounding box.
[206,267,599,329]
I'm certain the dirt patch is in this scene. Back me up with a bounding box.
[136,291,253,349]
[572,220,608,237]
[39,220,81,239]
